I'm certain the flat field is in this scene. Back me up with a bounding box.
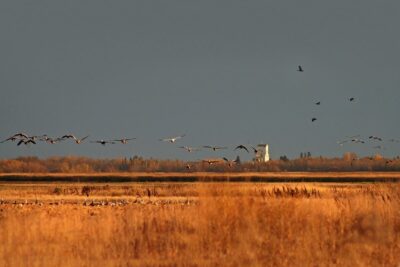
[0,179,399,266]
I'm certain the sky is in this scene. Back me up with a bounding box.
[1,1,400,160]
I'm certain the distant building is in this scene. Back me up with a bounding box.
[254,144,269,162]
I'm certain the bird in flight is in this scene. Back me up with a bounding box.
[349,97,355,102]
[90,140,116,146]
[337,140,349,146]
[297,65,304,72]
[234,145,249,153]
[202,159,223,165]
[203,145,228,151]
[42,136,63,144]
[61,134,90,144]
[179,146,201,153]
[223,157,240,167]
[159,134,186,143]
[311,118,317,122]
[112,137,136,144]
[1,136,20,143]
[61,134,76,140]
[369,136,383,141]
[351,138,365,144]
[74,135,90,144]
[17,138,36,146]
[1,132,30,143]
[315,101,321,105]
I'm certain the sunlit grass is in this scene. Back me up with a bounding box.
[0,182,399,266]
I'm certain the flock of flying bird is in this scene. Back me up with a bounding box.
[1,66,397,160]
[0,132,261,166]
[297,65,399,151]
[297,65,356,123]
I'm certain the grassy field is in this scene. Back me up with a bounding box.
[0,181,399,266]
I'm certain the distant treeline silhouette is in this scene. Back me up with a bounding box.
[0,153,399,173]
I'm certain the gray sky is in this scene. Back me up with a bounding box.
[1,1,399,160]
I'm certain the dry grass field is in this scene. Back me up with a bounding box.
[0,181,399,266]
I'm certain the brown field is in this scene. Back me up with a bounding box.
[0,180,400,266]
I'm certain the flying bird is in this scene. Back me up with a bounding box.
[179,146,201,153]
[369,136,383,141]
[61,134,90,144]
[112,137,136,144]
[90,140,116,146]
[202,159,223,165]
[337,140,349,146]
[234,145,249,153]
[74,135,90,144]
[297,65,304,72]
[1,132,30,143]
[61,134,76,140]
[159,134,186,143]
[223,157,240,167]
[351,138,365,144]
[11,132,30,139]
[203,145,228,151]
[315,101,321,105]
[40,136,63,144]
[311,118,317,122]
[1,136,20,143]
[17,138,36,146]
[349,97,355,102]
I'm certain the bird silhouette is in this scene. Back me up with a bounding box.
[61,134,90,144]
[1,133,30,143]
[159,134,186,143]
[179,146,201,153]
[1,136,19,143]
[349,97,355,102]
[41,136,63,144]
[203,145,228,151]
[202,159,223,165]
[234,145,249,153]
[297,65,304,72]
[91,140,116,146]
[369,136,383,141]
[315,101,321,105]
[312,118,317,122]
[112,137,136,144]
[61,134,76,140]
[223,157,240,167]
[17,138,36,146]
[74,135,90,144]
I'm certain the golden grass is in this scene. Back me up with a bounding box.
[2,171,400,177]
[0,183,399,266]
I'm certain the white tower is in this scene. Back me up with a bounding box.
[254,144,269,162]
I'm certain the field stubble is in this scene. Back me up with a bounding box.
[0,182,399,266]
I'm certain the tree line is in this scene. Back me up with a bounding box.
[0,153,399,173]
